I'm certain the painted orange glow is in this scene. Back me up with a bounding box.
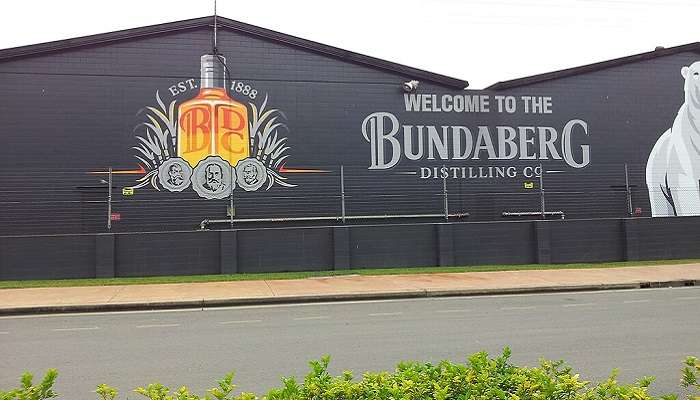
[89,165,146,175]
[278,165,330,173]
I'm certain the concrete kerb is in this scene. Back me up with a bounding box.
[1,279,697,316]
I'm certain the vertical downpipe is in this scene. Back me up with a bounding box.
[442,168,449,221]
[107,167,112,231]
[229,169,234,227]
[340,165,346,223]
[625,163,632,216]
[539,164,545,220]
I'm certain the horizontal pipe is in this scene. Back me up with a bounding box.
[502,211,565,219]
[200,212,470,229]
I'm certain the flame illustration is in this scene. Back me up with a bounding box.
[278,164,330,173]
[89,165,147,175]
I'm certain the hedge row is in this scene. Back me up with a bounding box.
[2,349,699,400]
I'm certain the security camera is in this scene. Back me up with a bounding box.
[402,80,419,92]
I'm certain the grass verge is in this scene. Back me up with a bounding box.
[0,258,698,290]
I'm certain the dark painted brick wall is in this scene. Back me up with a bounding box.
[236,227,333,272]
[549,219,624,263]
[349,224,438,268]
[1,217,700,280]
[114,231,219,277]
[453,221,537,265]
[0,234,95,279]
[633,218,700,260]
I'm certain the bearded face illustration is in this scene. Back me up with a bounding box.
[243,163,259,185]
[203,163,225,192]
[167,163,184,186]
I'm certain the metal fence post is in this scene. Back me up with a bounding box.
[229,168,234,227]
[539,164,545,220]
[624,163,632,216]
[107,167,112,231]
[340,165,346,223]
[442,169,448,220]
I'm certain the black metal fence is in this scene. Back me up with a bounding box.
[0,163,695,235]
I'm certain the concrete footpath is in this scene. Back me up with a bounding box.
[1,264,699,315]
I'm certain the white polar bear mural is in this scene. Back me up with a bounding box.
[646,61,700,216]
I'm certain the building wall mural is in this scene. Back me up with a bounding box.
[132,54,298,199]
[646,61,700,216]
[1,24,700,235]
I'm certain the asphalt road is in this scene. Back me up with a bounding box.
[1,287,699,399]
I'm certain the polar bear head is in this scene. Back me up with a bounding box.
[681,61,700,108]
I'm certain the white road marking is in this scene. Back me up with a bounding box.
[368,312,403,317]
[52,326,100,332]
[562,303,597,307]
[676,296,700,300]
[0,331,9,334]
[219,319,262,325]
[436,309,472,313]
[293,316,330,321]
[135,323,180,328]
[623,299,651,304]
[500,306,536,311]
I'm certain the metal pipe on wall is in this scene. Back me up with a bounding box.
[200,212,471,230]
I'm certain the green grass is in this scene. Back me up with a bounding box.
[0,258,697,290]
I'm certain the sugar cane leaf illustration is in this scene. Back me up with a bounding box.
[273,154,290,169]
[168,99,177,153]
[135,135,164,166]
[250,96,269,140]
[152,91,177,134]
[269,137,289,158]
[133,153,156,171]
[145,106,170,128]
[133,146,157,167]
[264,134,288,164]
[132,170,159,190]
[150,170,160,190]
[250,101,259,126]
[258,116,279,145]
[268,169,297,188]
[137,133,163,161]
[258,119,282,159]
[266,171,275,190]
[143,117,170,158]
[271,146,289,162]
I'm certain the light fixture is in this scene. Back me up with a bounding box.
[402,80,419,92]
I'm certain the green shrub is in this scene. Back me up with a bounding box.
[681,356,700,400]
[130,372,249,400]
[0,369,58,400]
[2,350,699,399]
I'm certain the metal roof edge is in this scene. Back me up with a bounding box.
[0,16,468,89]
[486,42,700,90]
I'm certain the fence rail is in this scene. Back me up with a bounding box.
[0,163,694,235]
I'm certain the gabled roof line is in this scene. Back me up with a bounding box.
[0,16,469,89]
[487,42,700,90]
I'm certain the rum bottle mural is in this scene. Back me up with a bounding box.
[130,53,300,199]
[177,55,250,167]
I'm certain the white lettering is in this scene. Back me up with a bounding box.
[562,119,590,168]
[362,112,401,169]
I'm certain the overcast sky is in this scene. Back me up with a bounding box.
[2,0,699,88]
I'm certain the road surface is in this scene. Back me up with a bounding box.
[1,286,698,399]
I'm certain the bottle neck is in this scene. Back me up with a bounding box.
[200,54,226,89]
